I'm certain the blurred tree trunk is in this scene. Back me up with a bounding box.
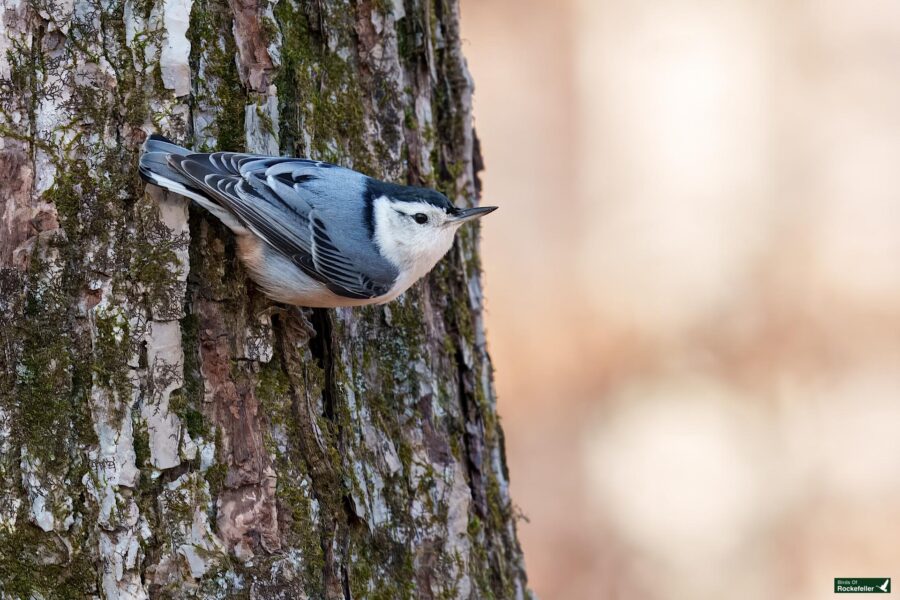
[0,0,529,597]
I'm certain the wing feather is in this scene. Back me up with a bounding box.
[309,216,387,297]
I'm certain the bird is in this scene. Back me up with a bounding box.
[880,580,890,593]
[139,134,497,308]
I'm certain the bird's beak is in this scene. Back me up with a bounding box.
[448,205,498,225]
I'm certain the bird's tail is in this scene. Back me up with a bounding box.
[139,134,211,204]
[139,134,192,183]
[138,133,249,233]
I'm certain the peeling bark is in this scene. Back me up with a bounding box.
[0,0,529,597]
[228,0,277,93]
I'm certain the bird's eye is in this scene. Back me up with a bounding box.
[413,213,428,224]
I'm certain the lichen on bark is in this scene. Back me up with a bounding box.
[0,0,529,597]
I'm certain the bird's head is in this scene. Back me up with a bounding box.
[370,184,497,275]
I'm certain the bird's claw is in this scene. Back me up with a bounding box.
[256,305,317,345]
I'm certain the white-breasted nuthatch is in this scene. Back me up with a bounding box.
[139,134,497,308]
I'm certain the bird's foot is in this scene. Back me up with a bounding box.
[257,305,317,346]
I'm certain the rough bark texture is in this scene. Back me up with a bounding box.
[0,0,530,597]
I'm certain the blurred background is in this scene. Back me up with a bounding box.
[459,0,900,598]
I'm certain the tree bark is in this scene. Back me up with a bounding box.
[0,0,529,597]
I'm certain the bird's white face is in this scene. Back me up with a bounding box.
[372,196,461,277]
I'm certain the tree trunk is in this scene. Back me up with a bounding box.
[0,0,529,596]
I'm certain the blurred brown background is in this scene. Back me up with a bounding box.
[459,0,900,598]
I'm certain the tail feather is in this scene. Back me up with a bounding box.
[139,134,193,188]
[140,134,249,234]
[143,133,191,156]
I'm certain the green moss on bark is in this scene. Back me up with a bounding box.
[188,0,248,151]
[275,0,373,169]
[0,519,96,598]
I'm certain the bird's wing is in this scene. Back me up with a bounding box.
[169,152,397,299]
